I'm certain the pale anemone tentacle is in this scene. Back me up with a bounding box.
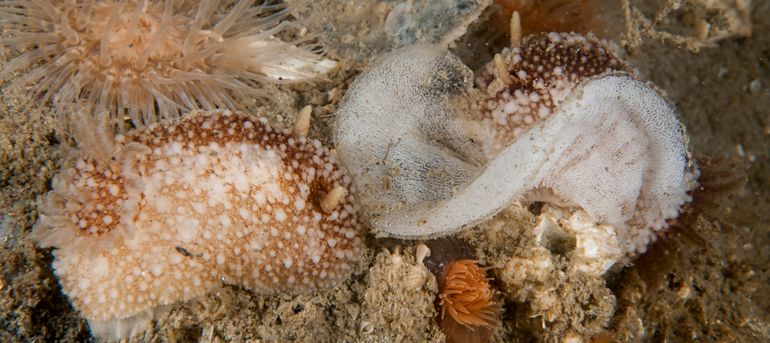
[0,0,338,134]
[32,110,364,341]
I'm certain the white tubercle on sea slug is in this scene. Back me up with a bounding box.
[32,110,364,340]
[334,33,697,259]
[334,44,486,235]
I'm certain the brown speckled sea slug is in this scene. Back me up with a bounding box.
[32,110,364,340]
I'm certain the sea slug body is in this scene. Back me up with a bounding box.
[477,33,698,256]
[32,110,364,340]
[477,32,630,153]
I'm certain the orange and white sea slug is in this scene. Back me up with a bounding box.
[476,32,630,153]
[0,0,336,131]
[32,110,364,340]
[475,32,699,256]
[333,32,697,258]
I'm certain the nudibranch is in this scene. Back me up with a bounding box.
[476,32,697,256]
[334,32,697,259]
[334,44,486,234]
[0,0,336,131]
[32,110,364,340]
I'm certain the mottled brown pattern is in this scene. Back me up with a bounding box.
[477,33,631,150]
[31,110,364,332]
[69,165,128,236]
[129,111,344,215]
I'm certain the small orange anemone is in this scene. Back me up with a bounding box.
[439,260,500,329]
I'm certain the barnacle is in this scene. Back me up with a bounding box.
[494,0,598,35]
[0,0,336,132]
[334,34,697,258]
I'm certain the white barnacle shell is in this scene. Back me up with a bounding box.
[334,39,697,257]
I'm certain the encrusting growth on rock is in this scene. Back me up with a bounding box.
[360,246,439,342]
[32,110,364,340]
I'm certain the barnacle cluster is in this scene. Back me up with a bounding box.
[360,246,438,342]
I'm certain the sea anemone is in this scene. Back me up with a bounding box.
[0,0,336,132]
[32,109,363,340]
[439,260,500,328]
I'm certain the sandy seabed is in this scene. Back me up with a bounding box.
[0,0,768,342]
